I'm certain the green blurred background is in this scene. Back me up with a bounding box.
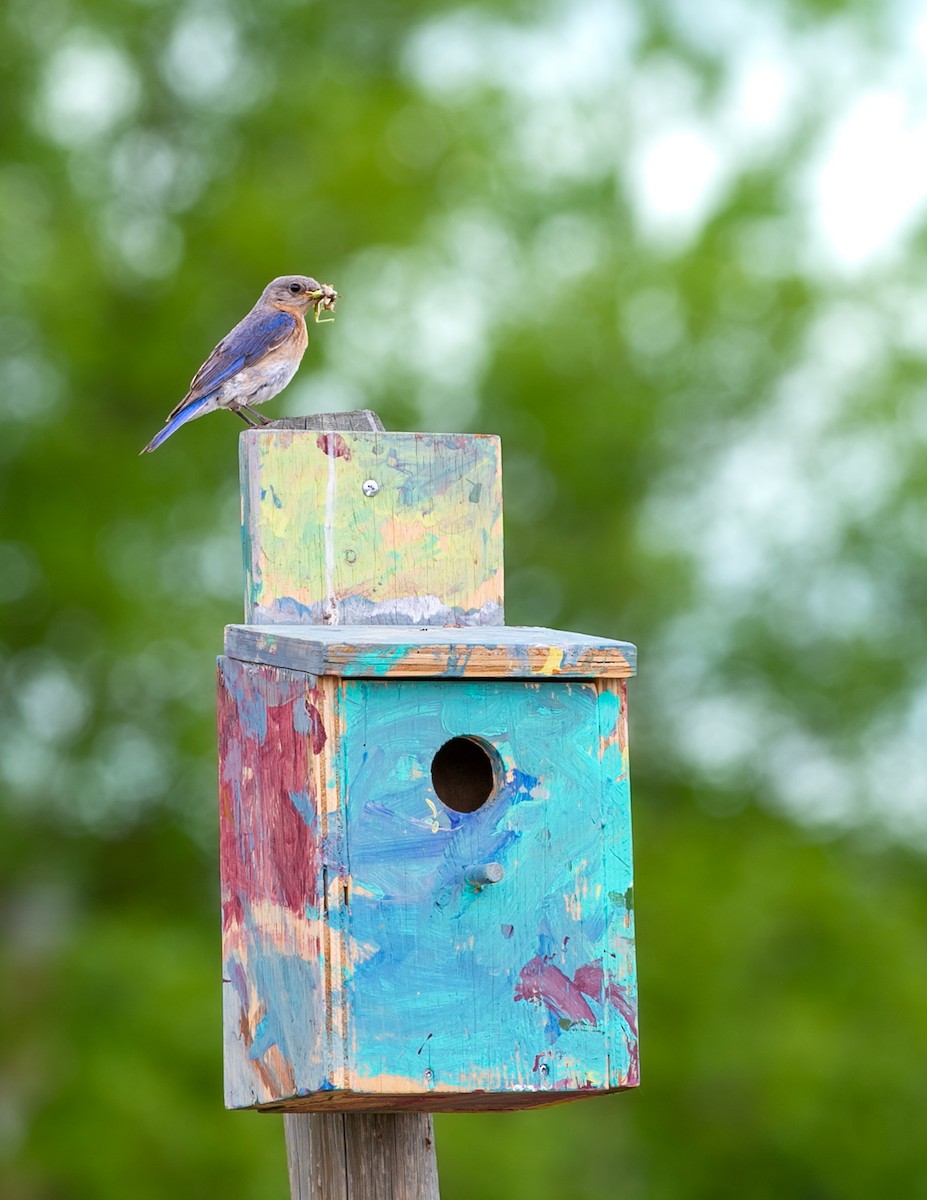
[3,0,927,1195]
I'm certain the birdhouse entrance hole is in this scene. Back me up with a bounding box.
[431,737,500,813]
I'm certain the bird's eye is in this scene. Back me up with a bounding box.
[289,282,302,294]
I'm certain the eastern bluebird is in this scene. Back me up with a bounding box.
[140,274,337,453]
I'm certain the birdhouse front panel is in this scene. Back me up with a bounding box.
[337,676,637,1106]
[218,627,638,1113]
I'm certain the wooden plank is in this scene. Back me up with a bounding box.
[223,623,637,679]
[217,658,338,1109]
[597,677,639,1090]
[270,411,384,433]
[240,429,504,627]
[268,1088,623,1113]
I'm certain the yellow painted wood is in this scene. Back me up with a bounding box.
[241,430,504,627]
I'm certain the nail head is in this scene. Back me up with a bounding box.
[464,862,504,888]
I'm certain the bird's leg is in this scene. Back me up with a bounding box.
[231,405,258,426]
[239,403,271,425]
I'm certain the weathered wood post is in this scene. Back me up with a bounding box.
[216,411,638,1198]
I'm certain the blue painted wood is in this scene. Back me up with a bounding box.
[218,657,638,1111]
[339,678,637,1101]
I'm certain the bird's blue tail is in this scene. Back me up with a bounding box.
[140,396,213,454]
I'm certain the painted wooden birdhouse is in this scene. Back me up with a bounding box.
[217,425,638,1112]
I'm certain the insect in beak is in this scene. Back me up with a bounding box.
[313,288,338,324]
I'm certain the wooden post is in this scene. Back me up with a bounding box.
[284,1112,439,1200]
[246,410,441,1200]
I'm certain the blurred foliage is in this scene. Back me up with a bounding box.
[2,0,927,1196]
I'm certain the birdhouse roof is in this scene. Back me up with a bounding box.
[223,624,636,680]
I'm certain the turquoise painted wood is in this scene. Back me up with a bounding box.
[217,652,637,1113]
[339,677,637,1102]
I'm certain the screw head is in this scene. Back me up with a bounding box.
[424,1068,435,1083]
[539,1063,550,1077]
[362,479,380,497]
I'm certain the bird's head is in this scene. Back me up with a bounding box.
[264,275,337,317]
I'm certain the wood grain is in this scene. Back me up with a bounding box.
[224,623,637,679]
[284,1113,439,1200]
[268,411,385,433]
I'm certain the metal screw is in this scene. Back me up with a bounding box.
[362,479,380,497]
[539,1063,549,1077]
[424,1068,434,1083]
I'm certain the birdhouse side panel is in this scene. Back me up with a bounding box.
[596,677,638,1088]
[217,657,342,1108]
[241,430,504,626]
[334,677,637,1103]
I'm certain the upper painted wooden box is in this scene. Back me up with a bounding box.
[217,624,638,1112]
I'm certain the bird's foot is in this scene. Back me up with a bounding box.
[240,404,271,426]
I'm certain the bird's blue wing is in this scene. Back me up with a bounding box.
[177,309,298,411]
